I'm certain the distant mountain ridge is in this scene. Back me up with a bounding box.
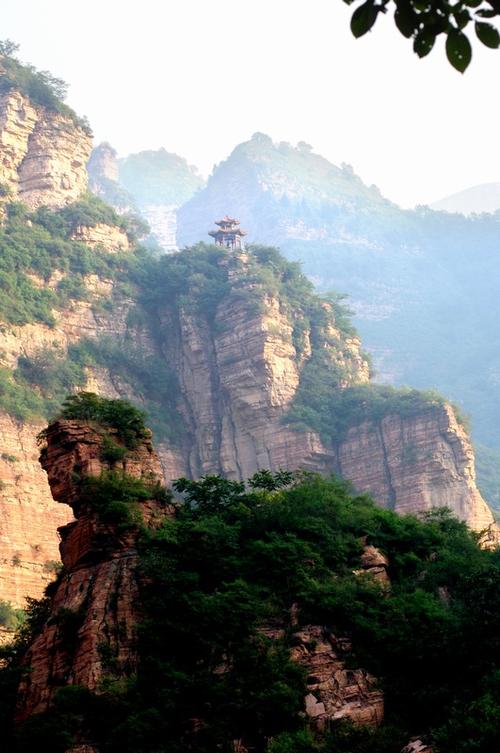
[430,182,500,215]
[88,143,205,250]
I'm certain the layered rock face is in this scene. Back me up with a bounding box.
[0,90,91,208]
[335,404,494,529]
[0,415,71,606]
[159,301,329,479]
[155,254,369,481]
[70,223,130,252]
[15,419,169,722]
[0,269,135,606]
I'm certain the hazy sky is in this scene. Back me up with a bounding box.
[4,0,500,207]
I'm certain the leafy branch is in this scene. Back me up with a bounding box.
[343,0,500,71]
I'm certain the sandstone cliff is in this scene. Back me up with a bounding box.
[0,89,91,208]
[15,418,170,722]
[0,415,70,606]
[335,404,494,530]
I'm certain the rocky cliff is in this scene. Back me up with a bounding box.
[0,252,135,606]
[86,142,134,214]
[15,418,170,722]
[0,415,71,606]
[335,404,494,530]
[0,89,91,208]
[135,246,494,533]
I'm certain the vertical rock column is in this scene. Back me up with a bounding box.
[15,419,170,722]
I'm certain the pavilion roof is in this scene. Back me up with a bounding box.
[215,215,240,226]
[209,227,247,236]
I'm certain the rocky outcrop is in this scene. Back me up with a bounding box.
[354,541,390,588]
[0,89,91,208]
[87,142,134,214]
[293,626,384,729]
[15,419,170,722]
[335,404,495,529]
[87,142,118,185]
[401,740,433,753]
[157,261,369,481]
[0,268,138,607]
[70,223,130,252]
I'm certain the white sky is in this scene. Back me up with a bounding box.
[4,0,500,207]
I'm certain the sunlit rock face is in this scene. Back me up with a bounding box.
[0,90,91,208]
[0,273,134,607]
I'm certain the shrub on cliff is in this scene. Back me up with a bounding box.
[59,393,148,448]
[0,601,24,631]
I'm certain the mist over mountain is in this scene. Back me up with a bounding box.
[431,182,500,216]
[88,144,205,249]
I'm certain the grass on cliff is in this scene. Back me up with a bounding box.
[286,381,450,445]
[1,471,500,753]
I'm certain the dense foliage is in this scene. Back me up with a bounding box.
[76,470,170,528]
[0,600,24,631]
[1,473,499,752]
[0,40,91,132]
